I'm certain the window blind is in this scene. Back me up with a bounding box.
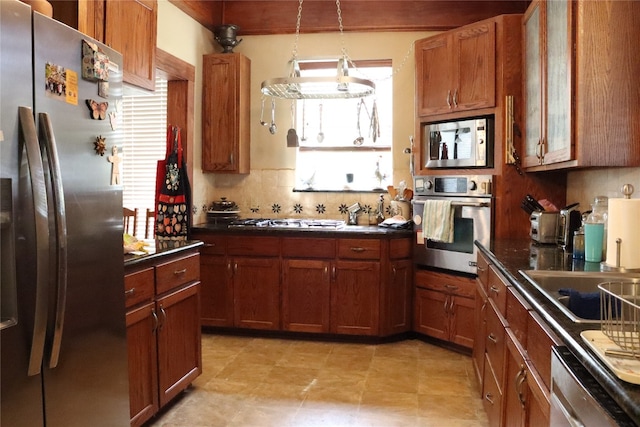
[122,77,168,238]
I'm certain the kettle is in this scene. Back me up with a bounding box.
[558,203,581,249]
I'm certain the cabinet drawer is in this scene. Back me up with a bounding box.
[124,267,154,308]
[156,252,200,295]
[282,237,335,258]
[487,265,509,316]
[193,234,226,255]
[415,269,475,298]
[482,353,504,427]
[485,300,507,389]
[337,239,381,260]
[506,286,531,347]
[526,311,562,391]
[389,238,412,259]
[476,251,491,289]
[228,236,280,257]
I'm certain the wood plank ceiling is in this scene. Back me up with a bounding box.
[169,0,529,35]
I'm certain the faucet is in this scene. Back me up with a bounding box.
[347,202,361,225]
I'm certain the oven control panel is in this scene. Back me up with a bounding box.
[414,175,492,197]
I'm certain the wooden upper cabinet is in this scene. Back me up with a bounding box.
[416,19,495,117]
[524,0,640,170]
[52,0,158,91]
[202,53,251,174]
[104,0,157,91]
[523,0,573,168]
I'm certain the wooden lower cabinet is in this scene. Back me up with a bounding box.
[125,249,202,426]
[126,302,158,427]
[472,280,488,389]
[156,282,202,407]
[233,257,280,330]
[282,259,331,333]
[414,269,475,349]
[332,260,380,335]
[504,330,551,427]
[194,232,411,338]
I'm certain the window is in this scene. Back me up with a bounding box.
[121,77,167,237]
[294,61,392,192]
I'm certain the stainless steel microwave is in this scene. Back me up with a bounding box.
[422,116,493,169]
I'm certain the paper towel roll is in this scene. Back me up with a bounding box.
[605,198,640,269]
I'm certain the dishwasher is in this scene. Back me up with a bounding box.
[550,346,636,426]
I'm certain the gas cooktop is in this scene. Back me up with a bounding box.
[228,218,346,229]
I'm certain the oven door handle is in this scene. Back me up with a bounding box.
[413,200,490,208]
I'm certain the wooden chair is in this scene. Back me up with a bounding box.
[145,208,155,239]
[123,207,138,236]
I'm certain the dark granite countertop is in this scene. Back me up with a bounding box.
[192,222,413,238]
[124,239,204,268]
[479,238,640,423]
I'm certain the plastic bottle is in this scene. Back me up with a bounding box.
[584,196,608,263]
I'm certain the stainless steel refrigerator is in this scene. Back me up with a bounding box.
[1,1,130,425]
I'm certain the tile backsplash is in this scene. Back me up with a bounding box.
[567,167,640,209]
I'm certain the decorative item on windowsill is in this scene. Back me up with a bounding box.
[260,0,375,100]
[373,155,388,191]
[214,24,242,53]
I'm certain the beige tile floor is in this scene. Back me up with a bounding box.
[148,334,489,427]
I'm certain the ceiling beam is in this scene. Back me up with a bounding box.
[169,0,528,35]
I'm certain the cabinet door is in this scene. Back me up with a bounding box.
[104,0,157,91]
[472,282,488,392]
[156,282,202,407]
[450,295,475,349]
[413,288,448,341]
[126,302,158,427]
[543,0,572,164]
[200,254,233,327]
[331,260,380,335]
[233,257,280,330]
[382,259,412,336]
[282,259,331,333]
[202,53,250,173]
[452,21,496,112]
[523,0,544,168]
[415,34,453,116]
[504,331,527,427]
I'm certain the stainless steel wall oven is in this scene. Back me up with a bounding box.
[412,175,493,275]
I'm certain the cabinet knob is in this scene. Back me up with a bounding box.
[125,287,135,295]
[487,333,498,344]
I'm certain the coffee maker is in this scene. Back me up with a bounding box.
[558,203,581,249]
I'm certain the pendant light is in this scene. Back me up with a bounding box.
[260,0,375,100]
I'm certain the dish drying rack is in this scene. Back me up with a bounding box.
[599,280,640,359]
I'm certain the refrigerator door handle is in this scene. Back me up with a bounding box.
[38,112,68,369]
[18,106,50,376]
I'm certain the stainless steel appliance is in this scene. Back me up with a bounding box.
[550,346,636,426]
[421,116,493,169]
[412,175,493,275]
[558,203,581,249]
[1,2,129,425]
[530,211,559,244]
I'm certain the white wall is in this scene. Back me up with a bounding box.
[157,2,434,223]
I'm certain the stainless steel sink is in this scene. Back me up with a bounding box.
[518,270,640,323]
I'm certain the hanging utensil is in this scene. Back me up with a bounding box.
[259,96,269,127]
[353,99,364,146]
[317,103,324,143]
[269,97,277,135]
[370,99,380,142]
[287,100,299,147]
[301,100,307,142]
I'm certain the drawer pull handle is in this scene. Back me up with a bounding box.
[477,265,487,272]
[485,393,494,405]
[489,285,500,295]
[516,365,527,407]
[444,284,458,291]
[125,288,135,295]
[487,333,498,344]
[159,305,167,330]
[204,243,215,247]
[350,247,366,252]
[151,309,159,333]
[173,268,187,275]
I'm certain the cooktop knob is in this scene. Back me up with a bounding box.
[468,180,477,191]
